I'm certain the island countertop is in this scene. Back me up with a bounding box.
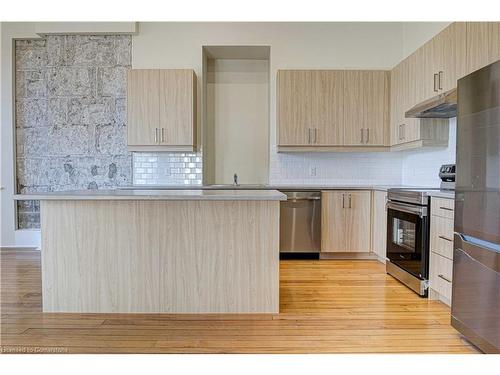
[13,189,287,201]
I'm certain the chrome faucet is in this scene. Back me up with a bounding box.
[233,173,239,186]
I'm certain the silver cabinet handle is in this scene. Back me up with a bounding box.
[154,128,158,143]
[308,128,311,144]
[398,124,402,141]
[342,193,345,209]
[289,197,321,202]
[402,124,405,140]
[438,274,452,283]
[366,128,370,143]
[161,128,165,143]
[348,194,352,208]
[438,71,443,90]
[438,235,453,242]
[360,128,364,144]
[433,73,439,92]
[314,129,317,144]
[439,206,453,211]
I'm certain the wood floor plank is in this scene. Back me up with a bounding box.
[0,250,479,353]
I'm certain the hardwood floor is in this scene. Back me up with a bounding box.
[0,249,478,353]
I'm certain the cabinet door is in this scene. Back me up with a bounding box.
[277,70,312,145]
[433,22,467,92]
[371,190,387,260]
[159,69,196,146]
[409,43,436,108]
[466,22,500,74]
[321,191,347,252]
[345,71,388,146]
[312,71,344,146]
[344,191,372,252]
[343,71,365,145]
[404,52,423,143]
[127,69,160,146]
[363,71,389,146]
[390,61,404,146]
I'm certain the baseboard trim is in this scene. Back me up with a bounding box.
[0,246,39,251]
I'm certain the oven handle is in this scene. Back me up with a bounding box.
[387,201,428,218]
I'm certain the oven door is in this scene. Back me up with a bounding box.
[386,201,429,280]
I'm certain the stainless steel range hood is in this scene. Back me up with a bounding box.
[405,88,457,118]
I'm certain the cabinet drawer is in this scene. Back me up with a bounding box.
[431,197,454,219]
[430,215,454,260]
[429,252,453,301]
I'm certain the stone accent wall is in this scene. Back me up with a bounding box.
[15,35,132,229]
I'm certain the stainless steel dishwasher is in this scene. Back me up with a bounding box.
[279,191,321,253]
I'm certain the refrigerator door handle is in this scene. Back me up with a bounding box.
[455,234,500,274]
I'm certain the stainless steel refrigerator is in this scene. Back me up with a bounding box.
[453,60,500,353]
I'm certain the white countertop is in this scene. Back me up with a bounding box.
[13,189,287,201]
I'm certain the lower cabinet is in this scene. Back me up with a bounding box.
[429,197,455,306]
[321,190,371,252]
[371,190,388,262]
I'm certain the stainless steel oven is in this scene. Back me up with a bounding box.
[386,189,431,296]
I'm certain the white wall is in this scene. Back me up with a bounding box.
[1,22,41,248]
[401,22,450,59]
[206,59,269,184]
[402,119,456,187]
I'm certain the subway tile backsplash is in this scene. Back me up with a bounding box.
[132,152,203,186]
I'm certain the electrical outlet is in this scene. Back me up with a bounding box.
[309,166,317,177]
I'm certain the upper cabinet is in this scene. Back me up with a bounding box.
[344,70,389,146]
[127,69,160,147]
[388,23,469,150]
[390,56,445,149]
[466,22,500,74]
[277,70,343,147]
[433,22,467,92]
[127,69,197,152]
[412,22,466,105]
[277,70,389,151]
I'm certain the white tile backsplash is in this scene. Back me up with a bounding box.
[133,152,202,186]
[269,149,404,185]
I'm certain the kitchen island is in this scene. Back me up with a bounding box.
[14,190,286,314]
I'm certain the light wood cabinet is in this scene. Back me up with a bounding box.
[429,197,455,306]
[391,55,426,147]
[127,69,160,146]
[321,191,371,253]
[371,190,387,262]
[344,71,389,146]
[429,251,453,305]
[412,23,466,103]
[390,49,449,149]
[433,22,467,92]
[277,70,343,147]
[159,70,197,147]
[127,69,197,151]
[313,70,345,146]
[412,39,435,105]
[278,70,388,150]
[466,22,500,75]
[277,70,312,146]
